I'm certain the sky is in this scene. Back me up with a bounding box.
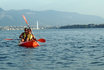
[0,0,104,18]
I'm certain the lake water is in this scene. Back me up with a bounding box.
[0,29,104,70]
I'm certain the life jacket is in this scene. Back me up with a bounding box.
[27,34,33,40]
[22,33,27,41]
[23,33,27,39]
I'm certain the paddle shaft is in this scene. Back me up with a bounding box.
[4,38,46,43]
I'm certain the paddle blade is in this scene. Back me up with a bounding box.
[4,39,20,40]
[37,39,46,43]
[4,39,14,40]
[22,15,28,25]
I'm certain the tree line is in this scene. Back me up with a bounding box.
[59,24,104,29]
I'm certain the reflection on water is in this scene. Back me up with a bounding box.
[0,29,104,70]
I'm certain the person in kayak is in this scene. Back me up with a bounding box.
[26,28,37,41]
[19,28,28,42]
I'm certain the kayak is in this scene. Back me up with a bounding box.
[18,40,40,48]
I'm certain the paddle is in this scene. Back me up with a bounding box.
[4,38,46,43]
[4,39,20,40]
[22,15,30,28]
[37,39,46,43]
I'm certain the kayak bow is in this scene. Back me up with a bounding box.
[18,40,40,48]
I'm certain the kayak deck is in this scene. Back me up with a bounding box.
[18,40,40,48]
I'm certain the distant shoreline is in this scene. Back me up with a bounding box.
[1,24,104,30]
[47,24,104,29]
[59,24,104,29]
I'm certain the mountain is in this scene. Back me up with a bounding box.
[0,8,104,26]
[0,8,4,12]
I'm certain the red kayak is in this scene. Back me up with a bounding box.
[18,40,40,48]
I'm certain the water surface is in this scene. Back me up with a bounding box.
[0,29,104,70]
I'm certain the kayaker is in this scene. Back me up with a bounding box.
[26,28,37,41]
[19,27,28,42]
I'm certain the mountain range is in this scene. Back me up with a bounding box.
[0,8,104,27]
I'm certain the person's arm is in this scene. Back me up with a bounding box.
[32,34,37,41]
[19,33,24,38]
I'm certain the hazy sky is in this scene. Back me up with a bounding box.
[0,0,104,18]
